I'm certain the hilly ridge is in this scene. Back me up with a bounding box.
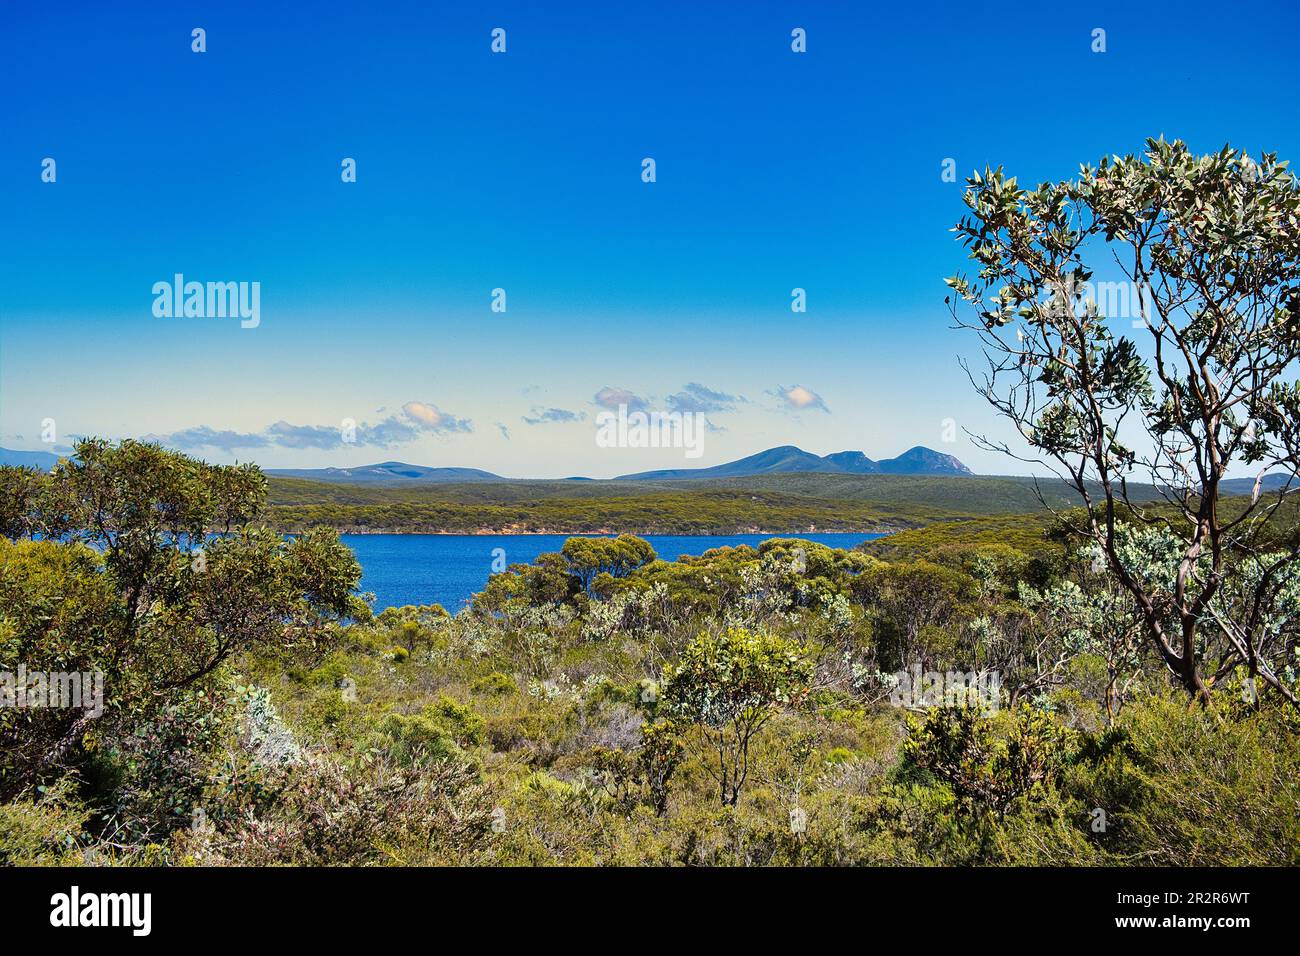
[615,444,973,480]
[265,444,974,484]
[266,460,501,484]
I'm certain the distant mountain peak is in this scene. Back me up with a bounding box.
[878,446,972,476]
[824,450,877,469]
[266,461,502,485]
[0,447,62,470]
[615,445,973,480]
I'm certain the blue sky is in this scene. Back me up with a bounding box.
[2,0,1298,477]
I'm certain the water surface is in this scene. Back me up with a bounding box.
[341,532,887,611]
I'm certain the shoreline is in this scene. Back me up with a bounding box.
[284,527,903,537]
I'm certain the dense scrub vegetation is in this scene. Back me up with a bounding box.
[264,486,930,534]
[260,472,1139,534]
[859,512,1060,563]
[3,441,1297,866]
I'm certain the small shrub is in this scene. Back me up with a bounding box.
[470,672,517,696]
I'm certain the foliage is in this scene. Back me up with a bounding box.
[4,421,1299,866]
[661,628,814,805]
[902,704,1076,817]
[949,137,1300,705]
[561,534,657,592]
[259,470,1158,535]
[0,440,363,811]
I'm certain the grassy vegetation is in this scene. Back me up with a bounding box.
[860,512,1061,563]
[263,472,1130,534]
[6,443,1298,867]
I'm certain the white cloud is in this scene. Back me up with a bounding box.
[593,386,648,411]
[401,400,471,433]
[774,384,830,413]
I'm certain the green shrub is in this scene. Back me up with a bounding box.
[0,780,91,865]
[470,671,517,696]
[425,697,485,747]
[376,713,461,764]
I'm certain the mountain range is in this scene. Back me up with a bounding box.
[1,445,1294,496]
[262,445,974,484]
[0,447,61,470]
[266,462,501,484]
[614,445,973,480]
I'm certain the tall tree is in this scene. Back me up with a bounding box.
[948,138,1300,704]
[0,439,365,799]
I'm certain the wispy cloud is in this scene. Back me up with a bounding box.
[522,406,586,425]
[496,421,512,441]
[666,382,744,415]
[401,400,471,433]
[593,386,648,412]
[772,384,830,413]
[150,426,270,452]
[263,421,348,450]
[153,399,472,451]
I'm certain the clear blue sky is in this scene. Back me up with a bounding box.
[2,0,1297,477]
